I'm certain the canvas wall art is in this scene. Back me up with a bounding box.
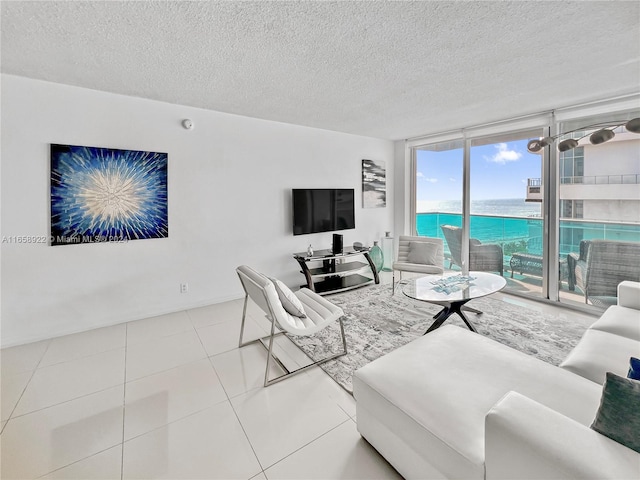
[50,144,168,246]
[362,159,386,208]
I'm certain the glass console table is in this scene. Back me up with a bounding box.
[293,247,380,295]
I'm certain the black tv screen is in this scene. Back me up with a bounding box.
[292,189,355,235]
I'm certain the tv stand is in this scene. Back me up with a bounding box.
[293,247,380,295]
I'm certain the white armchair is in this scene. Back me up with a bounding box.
[236,265,347,386]
[392,235,444,294]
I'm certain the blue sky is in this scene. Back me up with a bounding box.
[416,139,542,203]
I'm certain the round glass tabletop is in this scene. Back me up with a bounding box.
[402,271,507,304]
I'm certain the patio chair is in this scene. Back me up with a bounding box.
[236,265,347,386]
[441,225,504,276]
[567,239,640,306]
[391,235,444,294]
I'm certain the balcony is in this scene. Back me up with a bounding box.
[526,178,542,202]
[416,212,640,305]
[528,175,640,202]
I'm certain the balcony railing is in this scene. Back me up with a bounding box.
[416,212,640,258]
[528,175,640,186]
[561,174,640,185]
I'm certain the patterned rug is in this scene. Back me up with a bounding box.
[289,282,588,393]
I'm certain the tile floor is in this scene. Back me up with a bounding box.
[0,274,597,479]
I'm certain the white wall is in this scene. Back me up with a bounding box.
[0,75,394,347]
[393,140,410,238]
[583,133,640,177]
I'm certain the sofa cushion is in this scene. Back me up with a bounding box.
[589,305,640,341]
[353,325,602,480]
[560,329,640,385]
[591,372,640,454]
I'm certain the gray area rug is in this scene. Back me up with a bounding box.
[289,282,587,393]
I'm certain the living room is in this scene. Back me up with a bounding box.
[1,2,639,479]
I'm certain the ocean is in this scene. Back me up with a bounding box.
[417,198,541,217]
[416,198,638,256]
[416,199,542,249]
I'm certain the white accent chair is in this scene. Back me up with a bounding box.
[236,265,347,386]
[392,235,444,294]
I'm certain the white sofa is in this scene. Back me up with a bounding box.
[353,281,640,479]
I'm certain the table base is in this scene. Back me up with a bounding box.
[426,301,482,334]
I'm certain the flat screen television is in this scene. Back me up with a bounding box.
[292,188,355,235]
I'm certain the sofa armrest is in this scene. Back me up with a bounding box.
[618,281,640,310]
[485,391,640,480]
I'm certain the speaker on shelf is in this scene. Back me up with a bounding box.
[332,233,343,254]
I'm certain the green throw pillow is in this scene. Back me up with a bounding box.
[591,372,640,454]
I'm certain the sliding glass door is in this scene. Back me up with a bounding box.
[414,140,463,272]
[470,132,544,297]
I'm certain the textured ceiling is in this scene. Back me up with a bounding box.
[2,1,639,140]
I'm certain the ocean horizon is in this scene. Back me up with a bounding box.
[416,198,543,247]
[417,198,541,217]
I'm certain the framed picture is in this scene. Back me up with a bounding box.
[362,159,386,208]
[50,144,168,246]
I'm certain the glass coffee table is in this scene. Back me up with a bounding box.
[402,271,507,334]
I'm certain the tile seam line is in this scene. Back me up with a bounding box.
[9,378,126,420]
[195,310,265,475]
[4,338,55,424]
[34,444,121,479]
[121,322,128,480]
[261,417,353,473]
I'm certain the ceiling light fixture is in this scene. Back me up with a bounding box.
[527,117,640,153]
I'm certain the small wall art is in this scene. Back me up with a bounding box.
[50,144,168,246]
[362,159,386,208]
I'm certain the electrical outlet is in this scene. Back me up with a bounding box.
[180,283,189,293]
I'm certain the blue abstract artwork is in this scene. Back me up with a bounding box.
[51,144,168,246]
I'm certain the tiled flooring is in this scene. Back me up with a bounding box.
[0,274,597,479]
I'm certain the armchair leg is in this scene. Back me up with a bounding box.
[261,317,348,387]
[238,294,249,347]
[392,271,402,295]
[392,270,396,295]
[239,314,348,387]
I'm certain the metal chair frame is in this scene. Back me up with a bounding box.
[237,272,347,387]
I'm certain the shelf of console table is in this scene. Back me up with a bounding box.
[293,247,380,295]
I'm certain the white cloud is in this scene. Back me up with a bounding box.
[485,143,522,164]
[449,177,456,182]
[417,172,438,183]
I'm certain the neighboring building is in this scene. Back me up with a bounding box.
[526,127,640,251]
[559,131,640,224]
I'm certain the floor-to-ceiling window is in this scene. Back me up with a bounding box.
[411,104,640,309]
[413,129,546,292]
[414,140,464,271]
[556,111,640,308]
[469,132,543,297]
